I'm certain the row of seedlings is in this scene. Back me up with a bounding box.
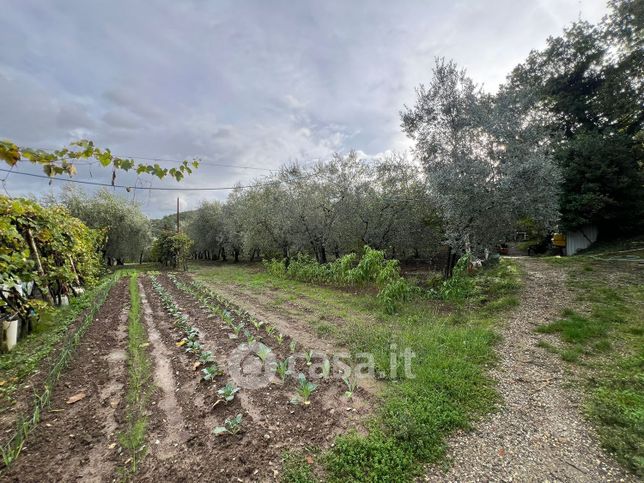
[148,276,243,436]
[166,275,358,406]
[0,275,119,469]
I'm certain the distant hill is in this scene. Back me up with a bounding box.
[150,209,198,236]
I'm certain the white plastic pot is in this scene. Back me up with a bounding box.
[2,318,19,352]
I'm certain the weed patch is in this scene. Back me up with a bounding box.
[118,274,154,476]
[539,258,643,475]
[264,247,419,313]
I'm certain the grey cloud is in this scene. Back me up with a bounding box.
[102,109,144,130]
[0,0,609,217]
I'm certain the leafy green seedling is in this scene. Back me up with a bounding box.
[276,358,290,381]
[304,350,313,366]
[289,340,297,353]
[213,414,243,436]
[186,327,200,341]
[232,323,245,336]
[265,325,276,336]
[199,351,214,364]
[251,318,264,330]
[255,343,272,362]
[291,373,317,405]
[246,332,256,345]
[276,333,284,345]
[343,376,357,399]
[186,340,202,354]
[222,310,234,325]
[178,315,189,329]
[321,358,331,379]
[217,382,240,402]
[201,364,220,382]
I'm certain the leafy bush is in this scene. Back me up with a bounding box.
[263,258,286,277]
[348,246,398,285]
[438,255,474,301]
[0,196,103,329]
[151,230,193,270]
[377,278,419,314]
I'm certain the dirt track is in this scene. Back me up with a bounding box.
[424,258,635,482]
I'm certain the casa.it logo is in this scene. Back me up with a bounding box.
[227,342,277,389]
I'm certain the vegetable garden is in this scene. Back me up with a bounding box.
[0,263,378,481]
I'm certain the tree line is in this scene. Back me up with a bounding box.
[186,152,443,264]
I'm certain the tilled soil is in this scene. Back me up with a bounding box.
[0,302,95,445]
[190,276,384,396]
[136,274,371,481]
[424,258,635,482]
[2,278,130,483]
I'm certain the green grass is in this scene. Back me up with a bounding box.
[536,309,610,345]
[538,255,643,476]
[118,273,154,476]
[193,259,521,480]
[281,451,318,483]
[325,431,416,482]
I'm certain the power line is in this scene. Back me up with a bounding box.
[0,167,295,192]
[0,167,431,204]
[125,154,275,172]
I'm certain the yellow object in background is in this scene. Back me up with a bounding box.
[552,233,566,247]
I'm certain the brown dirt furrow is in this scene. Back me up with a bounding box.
[0,304,95,443]
[2,278,130,483]
[136,274,368,481]
[191,276,383,397]
[138,281,190,462]
[424,257,635,482]
[193,279,342,354]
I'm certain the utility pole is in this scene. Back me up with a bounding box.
[176,197,180,232]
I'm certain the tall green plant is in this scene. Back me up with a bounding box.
[439,255,474,301]
[265,246,418,313]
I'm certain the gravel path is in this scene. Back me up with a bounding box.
[425,257,634,482]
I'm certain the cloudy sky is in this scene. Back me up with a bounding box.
[1,0,608,217]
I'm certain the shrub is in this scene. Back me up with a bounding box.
[0,196,103,329]
[264,246,418,313]
[263,258,287,278]
[439,255,474,301]
[151,230,193,270]
[378,278,419,314]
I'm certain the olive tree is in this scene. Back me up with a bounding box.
[401,58,560,258]
[186,201,225,260]
[57,188,152,265]
[213,152,442,262]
